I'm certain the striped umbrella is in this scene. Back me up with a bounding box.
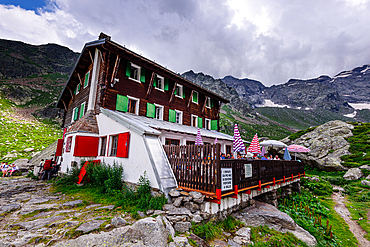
[214,138,218,144]
[247,133,261,153]
[195,128,203,145]
[233,124,245,152]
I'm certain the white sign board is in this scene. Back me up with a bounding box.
[244,163,252,178]
[221,168,233,191]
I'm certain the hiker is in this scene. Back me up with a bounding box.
[1,162,9,177]
[35,159,45,178]
[8,163,18,176]
[41,159,53,180]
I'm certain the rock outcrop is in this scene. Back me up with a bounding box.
[282,120,354,171]
[233,200,317,246]
[343,168,363,180]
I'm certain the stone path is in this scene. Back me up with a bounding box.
[332,185,370,247]
[0,177,129,246]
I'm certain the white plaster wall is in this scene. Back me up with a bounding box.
[96,113,161,189]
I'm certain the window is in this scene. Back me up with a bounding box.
[226,145,231,155]
[74,84,81,95]
[192,91,199,104]
[126,62,145,83]
[146,103,163,120]
[175,110,183,124]
[191,115,198,127]
[72,106,79,122]
[99,137,107,156]
[205,118,211,130]
[154,75,164,91]
[65,136,72,152]
[175,84,184,98]
[211,120,218,130]
[206,97,212,108]
[84,71,90,88]
[128,97,139,114]
[165,138,180,145]
[155,104,164,120]
[109,135,118,156]
[79,102,86,119]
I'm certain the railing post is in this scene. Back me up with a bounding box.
[216,143,221,199]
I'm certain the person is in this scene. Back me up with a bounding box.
[35,159,45,177]
[1,162,9,177]
[237,154,241,159]
[261,154,268,160]
[221,153,226,159]
[269,155,273,160]
[8,163,18,176]
[274,155,280,160]
[41,159,53,180]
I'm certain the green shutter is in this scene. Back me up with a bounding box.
[193,91,198,103]
[125,61,131,77]
[84,72,89,87]
[140,68,146,83]
[164,78,169,91]
[146,102,155,118]
[73,107,79,121]
[198,117,203,128]
[174,87,178,96]
[78,84,81,92]
[73,87,76,95]
[211,98,214,107]
[211,120,218,130]
[79,103,85,119]
[153,75,157,88]
[116,94,128,112]
[169,109,176,123]
[183,86,185,98]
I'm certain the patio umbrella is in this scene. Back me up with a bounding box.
[261,146,266,156]
[260,140,287,148]
[247,133,261,154]
[214,138,218,144]
[288,144,310,160]
[283,147,292,160]
[195,128,203,145]
[233,124,245,152]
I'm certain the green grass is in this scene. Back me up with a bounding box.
[0,115,62,163]
[346,201,370,241]
[255,107,352,130]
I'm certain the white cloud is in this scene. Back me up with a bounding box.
[0,0,370,86]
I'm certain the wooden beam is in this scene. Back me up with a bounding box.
[66,86,74,98]
[202,96,208,114]
[77,73,83,86]
[60,99,68,111]
[110,55,120,84]
[98,49,104,63]
[187,89,194,109]
[216,101,221,118]
[104,51,111,86]
[169,82,177,104]
[146,72,156,98]
[88,49,94,63]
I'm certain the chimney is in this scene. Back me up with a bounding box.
[99,32,111,41]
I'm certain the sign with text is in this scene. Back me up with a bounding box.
[221,168,233,191]
[244,163,252,178]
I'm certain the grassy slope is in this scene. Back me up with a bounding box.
[255,107,352,130]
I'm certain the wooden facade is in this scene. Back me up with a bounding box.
[58,34,229,131]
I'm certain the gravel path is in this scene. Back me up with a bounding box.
[332,186,370,247]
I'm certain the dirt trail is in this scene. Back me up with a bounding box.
[332,186,370,247]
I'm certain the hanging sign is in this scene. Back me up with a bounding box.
[221,168,233,191]
[244,163,252,178]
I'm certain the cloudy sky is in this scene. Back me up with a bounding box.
[0,0,370,86]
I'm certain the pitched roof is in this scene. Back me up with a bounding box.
[66,110,99,134]
[101,108,236,142]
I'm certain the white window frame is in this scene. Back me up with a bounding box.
[155,75,165,91]
[175,110,183,124]
[109,135,118,157]
[129,63,141,82]
[205,118,211,130]
[154,103,164,120]
[127,95,140,115]
[205,97,211,108]
[99,136,107,156]
[191,114,198,127]
[75,84,80,95]
[175,84,184,98]
[192,91,199,104]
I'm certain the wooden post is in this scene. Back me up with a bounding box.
[146,72,156,98]
[187,90,194,109]
[110,55,120,85]
[216,143,221,198]
[169,82,177,104]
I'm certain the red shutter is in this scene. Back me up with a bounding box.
[117,132,130,158]
[55,139,64,156]
[74,136,99,157]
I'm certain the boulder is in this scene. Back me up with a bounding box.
[0,203,21,214]
[361,180,370,186]
[173,197,183,207]
[95,205,115,210]
[174,221,192,233]
[359,165,370,170]
[343,168,363,180]
[189,191,203,199]
[236,201,317,246]
[23,147,34,152]
[62,200,83,207]
[111,216,127,227]
[187,233,210,247]
[169,189,181,197]
[11,158,29,171]
[281,120,353,171]
[233,227,251,245]
[367,174,370,180]
[75,220,105,233]
[11,216,65,230]
[169,236,191,247]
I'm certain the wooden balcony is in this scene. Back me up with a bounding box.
[164,143,305,203]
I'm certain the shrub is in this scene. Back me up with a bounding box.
[85,162,123,194]
[300,177,333,197]
[55,163,82,186]
[191,221,222,241]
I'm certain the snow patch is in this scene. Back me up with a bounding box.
[348,102,370,110]
[344,111,357,118]
[361,67,370,73]
[258,100,291,108]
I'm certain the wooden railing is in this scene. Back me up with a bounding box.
[164,143,305,200]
